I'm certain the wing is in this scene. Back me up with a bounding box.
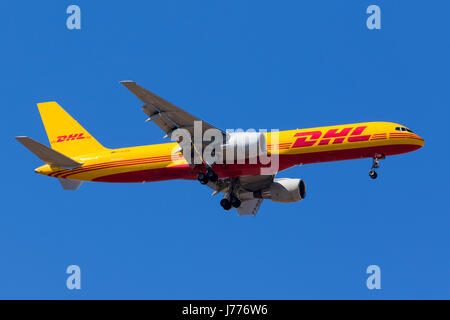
[120,81,225,139]
[236,175,273,216]
[120,81,272,215]
[208,175,274,216]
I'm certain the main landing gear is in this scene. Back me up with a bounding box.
[197,168,241,211]
[197,168,218,185]
[218,178,241,211]
[220,195,241,211]
[368,154,385,179]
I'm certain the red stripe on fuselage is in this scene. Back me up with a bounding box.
[53,155,183,178]
[92,143,422,183]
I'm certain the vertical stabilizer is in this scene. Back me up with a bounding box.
[37,102,108,157]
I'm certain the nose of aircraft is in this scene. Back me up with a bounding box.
[415,133,424,144]
[410,132,425,149]
[390,124,424,151]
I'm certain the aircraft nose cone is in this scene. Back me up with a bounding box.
[413,133,425,148]
[419,136,425,147]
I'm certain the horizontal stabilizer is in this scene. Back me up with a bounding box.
[15,136,82,170]
[58,178,83,190]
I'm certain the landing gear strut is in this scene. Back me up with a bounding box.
[368,154,384,179]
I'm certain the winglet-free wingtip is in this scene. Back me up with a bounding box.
[120,80,136,85]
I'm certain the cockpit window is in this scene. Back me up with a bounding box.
[395,126,414,133]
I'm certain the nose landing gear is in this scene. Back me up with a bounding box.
[368,154,384,179]
[368,169,378,179]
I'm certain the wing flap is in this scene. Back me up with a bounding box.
[142,103,178,135]
[237,198,263,216]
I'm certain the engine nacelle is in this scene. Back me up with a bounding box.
[223,132,267,161]
[254,178,306,203]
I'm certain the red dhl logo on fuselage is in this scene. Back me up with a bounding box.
[56,133,87,143]
[291,126,371,148]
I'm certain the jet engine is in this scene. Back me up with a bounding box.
[253,178,306,203]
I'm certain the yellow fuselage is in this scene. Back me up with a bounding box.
[36,121,424,183]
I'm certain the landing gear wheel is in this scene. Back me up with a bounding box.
[197,172,209,185]
[220,198,232,211]
[230,195,241,208]
[368,155,384,180]
[369,170,378,179]
[206,170,218,183]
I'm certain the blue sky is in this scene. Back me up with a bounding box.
[1,1,449,299]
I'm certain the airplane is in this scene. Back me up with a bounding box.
[16,81,425,215]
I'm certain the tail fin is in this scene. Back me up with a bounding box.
[37,102,108,157]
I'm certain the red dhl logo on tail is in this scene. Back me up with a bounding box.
[56,133,87,143]
[292,126,371,148]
